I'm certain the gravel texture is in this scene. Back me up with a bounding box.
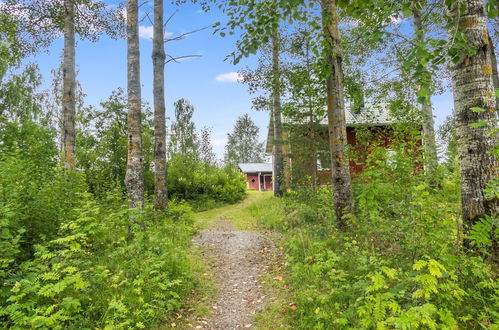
[192,219,274,329]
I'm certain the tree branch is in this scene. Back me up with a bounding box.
[164,24,214,43]
[142,11,153,25]
[165,54,202,64]
[164,10,179,27]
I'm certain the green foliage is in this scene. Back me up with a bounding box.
[0,80,198,328]
[224,113,265,166]
[169,98,198,157]
[252,140,498,329]
[468,215,499,255]
[0,14,23,80]
[168,154,246,211]
[77,88,155,198]
[0,180,196,328]
[76,92,246,210]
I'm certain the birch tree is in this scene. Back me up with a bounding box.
[447,0,499,249]
[320,0,354,225]
[62,0,76,171]
[412,0,438,184]
[2,0,123,171]
[271,29,285,197]
[125,0,145,210]
[225,113,265,165]
[213,0,356,220]
[152,0,168,210]
[169,98,198,157]
[199,127,216,165]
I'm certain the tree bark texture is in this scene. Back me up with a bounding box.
[153,0,168,210]
[412,2,439,184]
[489,36,499,111]
[272,30,285,197]
[448,0,498,247]
[310,107,318,192]
[306,41,318,191]
[62,0,76,171]
[321,0,355,226]
[125,0,145,210]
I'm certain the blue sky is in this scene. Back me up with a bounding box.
[28,1,454,159]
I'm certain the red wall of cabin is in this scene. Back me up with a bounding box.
[310,126,422,186]
[245,173,273,191]
[246,174,259,190]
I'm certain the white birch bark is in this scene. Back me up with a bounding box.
[320,0,354,226]
[62,0,76,171]
[448,0,498,250]
[125,0,145,211]
[412,2,439,184]
[272,29,285,197]
[153,0,168,210]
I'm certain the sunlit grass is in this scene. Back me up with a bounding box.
[193,190,273,230]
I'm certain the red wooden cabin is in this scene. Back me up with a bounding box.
[238,163,273,191]
[265,104,422,186]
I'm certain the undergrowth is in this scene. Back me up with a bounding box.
[250,146,498,329]
[0,151,198,329]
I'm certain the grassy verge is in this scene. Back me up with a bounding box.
[253,242,293,330]
[248,187,498,329]
[194,191,273,230]
[158,245,217,329]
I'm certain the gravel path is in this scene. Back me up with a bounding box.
[192,219,274,329]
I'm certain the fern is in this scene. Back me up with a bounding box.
[468,215,499,253]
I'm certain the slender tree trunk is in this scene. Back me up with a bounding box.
[489,36,499,111]
[125,0,145,211]
[448,0,498,252]
[412,2,439,185]
[306,41,318,192]
[153,0,168,210]
[62,0,76,171]
[321,0,354,226]
[272,29,285,197]
[310,105,318,192]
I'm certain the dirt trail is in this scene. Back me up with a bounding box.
[191,193,275,329]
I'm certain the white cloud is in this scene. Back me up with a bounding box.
[138,26,173,40]
[139,26,154,39]
[215,72,242,83]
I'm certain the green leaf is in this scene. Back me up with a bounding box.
[469,120,488,129]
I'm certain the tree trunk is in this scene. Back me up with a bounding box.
[448,0,498,251]
[272,29,285,197]
[62,0,76,171]
[306,40,318,192]
[153,0,168,210]
[310,106,318,192]
[412,2,439,185]
[321,0,354,227]
[125,0,145,211]
[489,36,499,111]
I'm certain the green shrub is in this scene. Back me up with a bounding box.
[168,154,246,209]
[0,193,196,329]
[251,139,498,329]
[0,144,197,328]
